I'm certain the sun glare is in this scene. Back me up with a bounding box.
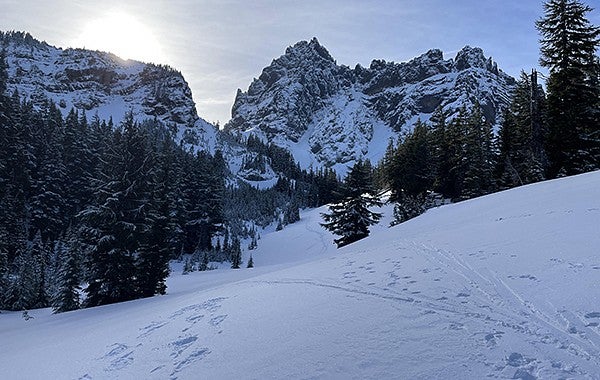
[75,11,166,64]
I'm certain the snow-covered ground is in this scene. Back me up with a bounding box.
[2,172,600,379]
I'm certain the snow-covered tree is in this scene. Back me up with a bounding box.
[51,235,81,313]
[321,160,382,248]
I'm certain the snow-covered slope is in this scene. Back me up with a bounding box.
[1,31,217,150]
[2,171,600,379]
[226,38,515,174]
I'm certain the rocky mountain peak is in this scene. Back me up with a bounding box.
[228,38,351,143]
[282,37,335,65]
[454,45,499,74]
[227,39,516,174]
[1,31,216,150]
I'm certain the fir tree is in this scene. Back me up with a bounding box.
[230,237,242,269]
[496,72,548,188]
[385,120,432,200]
[199,250,209,271]
[80,115,151,307]
[461,102,496,199]
[5,231,47,310]
[537,0,600,175]
[321,160,382,248]
[182,258,193,275]
[51,235,81,313]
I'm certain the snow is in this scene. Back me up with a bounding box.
[2,171,600,379]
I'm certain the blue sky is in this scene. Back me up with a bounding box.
[2,0,599,124]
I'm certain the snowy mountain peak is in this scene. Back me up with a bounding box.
[1,31,217,151]
[283,37,335,64]
[454,45,498,74]
[226,39,516,174]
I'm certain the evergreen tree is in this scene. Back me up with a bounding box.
[496,72,548,188]
[199,250,209,271]
[5,231,47,310]
[182,258,193,275]
[230,237,242,269]
[29,102,68,242]
[385,120,432,200]
[80,115,151,307]
[51,234,81,313]
[321,160,382,248]
[461,102,496,199]
[429,107,453,198]
[135,126,172,298]
[537,0,600,175]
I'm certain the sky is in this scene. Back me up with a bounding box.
[2,0,599,124]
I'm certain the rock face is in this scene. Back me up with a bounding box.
[226,38,516,173]
[1,31,216,149]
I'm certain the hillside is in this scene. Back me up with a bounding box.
[1,171,599,379]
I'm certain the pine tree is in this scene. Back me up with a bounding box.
[51,235,81,313]
[5,231,47,310]
[230,237,242,269]
[385,120,432,200]
[247,254,254,268]
[199,250,209,271]
[321,160,382,248]
[461,102,496,199]
[80,114,150,307]
[29,102,68,242]
[182,258,193,275]
[135,126,172,298]
[496,72,548,188]
[537,0,600,175]
[429,106,453,197]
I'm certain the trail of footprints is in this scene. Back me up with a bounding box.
[338,248,600,378]
[96,297,228,379]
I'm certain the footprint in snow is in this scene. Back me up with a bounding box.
[210,315,227,328]
[138,320,168,339]
[484,331,504,348]
[102,343,134,371]
[170,336,198,359]
[170,348,211,379]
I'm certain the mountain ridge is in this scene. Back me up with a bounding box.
[226,38,516,173]
[2,31,516,179]
[1,31,217,151]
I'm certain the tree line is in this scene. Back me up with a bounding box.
[323,0,599,245]
[379,0,598,221]
[0,51,344,311]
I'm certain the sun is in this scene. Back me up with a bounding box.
[75,10,166,63]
